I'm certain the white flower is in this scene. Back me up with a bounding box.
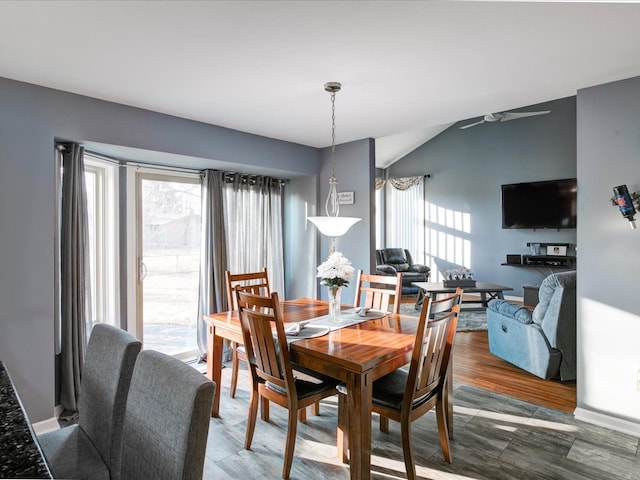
[317,251,355,287]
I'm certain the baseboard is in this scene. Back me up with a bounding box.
[574,407,640,437]
[504,294,524,303]
[32,416,60,435]
[32,404,63,435]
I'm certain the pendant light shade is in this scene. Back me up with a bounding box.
[307,82,362,242]
[307,216,361,237]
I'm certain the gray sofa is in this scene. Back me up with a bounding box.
[486,270,576,381]
[375,248,430,295]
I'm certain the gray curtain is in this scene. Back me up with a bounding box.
[59,143,91,415]
[223,173,285,297]
[196,170,228,359]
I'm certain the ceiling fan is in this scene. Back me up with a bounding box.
[459,110,551,130]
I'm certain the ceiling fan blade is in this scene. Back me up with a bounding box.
[459,119,486,130]
[500,110,551,122]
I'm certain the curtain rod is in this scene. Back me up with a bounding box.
[84,150,203,176]
[85,150,288,182]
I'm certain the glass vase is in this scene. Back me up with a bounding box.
[327,286,343,324]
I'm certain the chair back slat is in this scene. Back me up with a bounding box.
[354,270,403,314]
[405,298,460,408]
[430,287,464,317]
[236,288,294,394]
[225,268,270,311]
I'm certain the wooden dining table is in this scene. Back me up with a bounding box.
[204,298,421,480]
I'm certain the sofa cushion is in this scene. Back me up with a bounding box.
[376,265,397,275]
[381,248,408,265]
[532,271,577,324]
[487,299,533,324]
[409,264,430,274]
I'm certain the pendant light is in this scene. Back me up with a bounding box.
[307,82,361,250]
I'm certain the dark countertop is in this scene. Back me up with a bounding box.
[0,361,53,479]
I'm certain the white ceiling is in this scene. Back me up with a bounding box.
[2,1,640,168]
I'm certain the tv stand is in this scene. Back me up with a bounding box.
[501,242,576,269]
[521,255,575,268]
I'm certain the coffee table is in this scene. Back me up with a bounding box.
[413,281,513,312]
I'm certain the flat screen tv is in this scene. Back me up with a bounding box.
[501,178,577,229]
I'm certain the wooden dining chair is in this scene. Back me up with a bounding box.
[225,268,270,399]
[421,287,463,439]
[375,287,464,437]
[236,289,338,480]
[353,270,403,314]
[337,296,460,478]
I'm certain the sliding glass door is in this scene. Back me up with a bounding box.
[136,173,201,358]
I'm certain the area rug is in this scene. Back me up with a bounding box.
[399,302,488,331]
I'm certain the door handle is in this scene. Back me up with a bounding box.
[138,259,147,282]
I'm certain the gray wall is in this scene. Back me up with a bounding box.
[0,77,330,421]
[316,138,376,304]
[385,96,577,296]
[576,76,640,429]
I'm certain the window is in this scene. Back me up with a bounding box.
[83,157,119,327]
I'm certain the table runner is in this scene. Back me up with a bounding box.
[284,308,388,343]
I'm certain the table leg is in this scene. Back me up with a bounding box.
[480,292,488,307]
[346,371,372,480]
[207,324,223,417]
[414,288,424,310]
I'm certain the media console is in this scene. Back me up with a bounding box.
[521,254,576,268]
[501,242,576,269]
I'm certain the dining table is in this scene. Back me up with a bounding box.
[204,298,421,480]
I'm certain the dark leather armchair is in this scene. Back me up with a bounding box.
[376,248,430,295]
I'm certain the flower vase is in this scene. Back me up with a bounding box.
[327,286,343,324]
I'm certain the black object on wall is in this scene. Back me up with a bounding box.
[501,178,577,229]
[612,184,638,229]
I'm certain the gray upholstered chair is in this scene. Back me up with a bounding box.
[39,323,142,480]
[375,248,430,295]
[486,270,576,381]
[119,349,215,480]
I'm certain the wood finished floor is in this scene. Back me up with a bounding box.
[202,333,639,479]
[453,331,576,414]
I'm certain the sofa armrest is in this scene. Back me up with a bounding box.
[487,299,533,324]
[376,264,397,276]
[408,264,430,274]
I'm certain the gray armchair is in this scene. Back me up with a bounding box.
[486,270,576,381]
[376,248,430,295]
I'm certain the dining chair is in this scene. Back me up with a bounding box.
[380,287,463,438]
[119,349,215,480]
[337,297,460,478]
[38,323,142,480]
[352,287,464,444]
[236,289,339,479]
[353,269,403,314]
[225,268,270,399]
[418,287,464,439]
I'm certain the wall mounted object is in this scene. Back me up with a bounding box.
[611,184,639,229]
